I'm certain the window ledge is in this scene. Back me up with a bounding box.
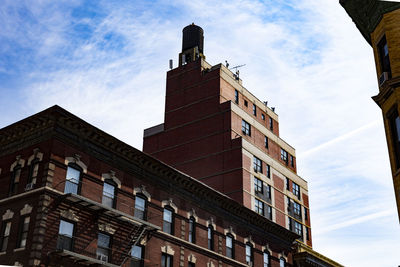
[13,247,25,252]
[0,251,6,255]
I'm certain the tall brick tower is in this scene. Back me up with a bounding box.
[143,24,312,247]
[340,0,400,221]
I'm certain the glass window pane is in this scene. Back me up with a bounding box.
[66,166,80,182]
[103,183,115,198]
[135,196,145,210]
[98,233,110,248]
[131,245,142,258]
[163,209,172,222]
[59,220,74,237]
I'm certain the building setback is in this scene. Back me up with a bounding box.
[0,25,343,267]
[340,0,400,221]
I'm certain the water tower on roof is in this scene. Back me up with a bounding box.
[179,23,205,66]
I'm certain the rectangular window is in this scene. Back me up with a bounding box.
[264,136,269,149]
[208,225,214,251]
[253,156,262,173]
[389,108,400,169]
[9,165,21,196]
[267,205,272,220]
[235,90,239,104]
[293,202,301,217]
[57,220,74,251]
[244,100,248,107]
[64,166,81,194]
[266,164,270,178]
[293,182,300,199]
[269,118,273,131]
[131,245,144,267]
[188,263,195,267]
[17,216,30,248]
[27,159,39,185]
[134,195,146,220]
[161,253,173,267]
[263,252,270,267]
[294,221,303,238]
[188,217,195,243]
[304,207,308,221]
[306,227,310,241]
[281,149,288,164]
[163,208,173,234]
[286,178,290,190]
[290,155,294,167]
[102,181,116,208]
[255,199,264,216]
[378,35,391,77]
[245,244,253,265]
[262,114,265,120]
[0,221,11,252]
[226,235,234,258]
[253,104,257,116]
[254,178,263,194]
[267,184,271,199]
[97,233,111,262]
[242,120,251,136]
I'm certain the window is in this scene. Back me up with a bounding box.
[378,35,391,77]
[263,251,270,267]
[208,225,214,251]
[292,182,300,199]
[57,220,74,251]
[188,217,196,243]
[253,156,262,173]
[102,180,116,208]
[253,104,257,116]
[264,136,269,149]
[266,184,271,199]
[389,108,400,169]
[163,207,174,234]
[17,216,30,248]
[306,227,310,241]
[266,164,270,178]
[286,178,290,190]
[244,100,248,107]
[245,243,253,266]
[280,257,286,267]
[242,120,251,136]
[290,155,294,167]
[262,114,265,120]
[255,199,264,215]
[64,165,81,194]
[226,234,234,259]
[97,233,111,262]
[188,263,195,267]
[134,195,146,220]
[281,149,288,164]
[0,221,11,252]
[294,221,303,238]
[131,245,144,267]
[293,202,301,217]
[304,207,308,221]
[254,178,263,194]
[27,158,39,185]
[235,90,239,104]
[267,205,272,220]
[9,164,21,196]
[269,118,273,131]
[161,253,173,267]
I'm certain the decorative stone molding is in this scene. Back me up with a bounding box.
[101,171,121,189]
[161,198,178,213]
[2,209,14,221]
[223,226,236,239]
[161,244,175,255]
[20,204,33,216]
[206,217,216,229]
[262,244,272,254]
[14,261,23,267]
[10,155,25,171]
[207,260,215,267]
[65,154,87,173]
[60,209,79,222]
[244,236,255,247]
[188,254,197,263]
[133,185,151,201]
[98,223,116,235]
[279,252,288,262]
[187,208,198,221]
[27,148,43,165]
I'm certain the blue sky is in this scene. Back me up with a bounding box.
[1,1,399,266]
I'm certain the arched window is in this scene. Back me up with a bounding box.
[226,234,234,259]
[9,164,22,196]
[245,243,253,266]
[102,179,117,208]
[280,257,286,267]
[188,216,196,243]
[64,164,82,194]
[207,225,214,251]
[163,207,174,235]
[134,194,147,220]
[263,251,270,267]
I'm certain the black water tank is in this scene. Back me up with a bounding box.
[182,24,204,54]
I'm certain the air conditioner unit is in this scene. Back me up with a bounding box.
[25,183,34,191]
[379,72,389,86]
[96,253,108,263]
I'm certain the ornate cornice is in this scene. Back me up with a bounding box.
[0,105,299,247]
[340,0,400,45]
[372,76,400,107]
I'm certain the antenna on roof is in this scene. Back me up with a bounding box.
[264,101,268,106]
[230,64,246,80]
[169,59,173,70]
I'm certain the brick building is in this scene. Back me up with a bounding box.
[0,25,342,267]
[340,0,400,221]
